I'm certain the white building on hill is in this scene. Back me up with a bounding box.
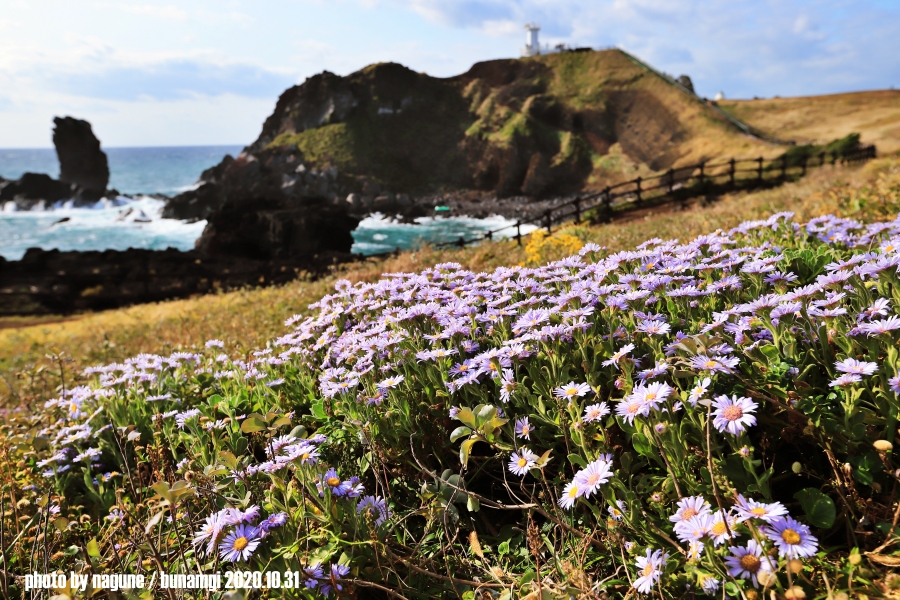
[522,23,549,57]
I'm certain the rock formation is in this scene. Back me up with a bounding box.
[53,116,110,191]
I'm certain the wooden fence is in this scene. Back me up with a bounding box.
[425,144,877,250]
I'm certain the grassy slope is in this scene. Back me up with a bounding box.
[718,89,900,154]
[3,158,896,394]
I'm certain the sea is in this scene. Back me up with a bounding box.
[0,146,531,260]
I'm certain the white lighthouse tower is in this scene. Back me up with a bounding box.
[522,23,543,57]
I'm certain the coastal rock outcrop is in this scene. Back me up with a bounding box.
[53,116,110,192]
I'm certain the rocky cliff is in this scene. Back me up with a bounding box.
[165,49,776,222]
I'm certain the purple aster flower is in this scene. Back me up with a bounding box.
[616,397,650,425]
[688,377,711,406]
[218,524,261,563]
[762,516,819,558]
[725,540,776,588]
[356,495,389,526]
[258,512,288,533]
[602,343,635,369]
[636,320,671,336]
[835,358,878,376]
[690,355,739,374]
[558,480,583,509]
[377,374,405,389]
[890,375,900,395]
[859,315,900,336]
[830,373,862,387]
[583,402,610,422]
[608,500,626,521]
[321,468,350,497]
[698,574,720,596]
[626,381,673,412]
[320,563,351,597]
[515,417,533,440]
[553,381,592,401]
[302,564,323,590]
[669,496,710,523]
[712,395,758,435]
[508,448,539,476]
[858,298,890,321]
[572,457,613,498]
[632,549,668,594]
[733,495,787,523]
[498,369,518,403]
[674,513,713,544]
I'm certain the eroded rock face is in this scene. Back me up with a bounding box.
[194,196,359,260]
[53,116,109,191]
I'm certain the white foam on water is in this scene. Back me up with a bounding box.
[0,196,207,260]
[351,212,538,255]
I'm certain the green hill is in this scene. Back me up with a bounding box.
[254,49,779,197]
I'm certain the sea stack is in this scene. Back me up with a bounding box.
[52,116,110,192]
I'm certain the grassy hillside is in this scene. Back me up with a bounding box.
[3,157,897,391]
[718,89,900,154]
[259,50,780,197]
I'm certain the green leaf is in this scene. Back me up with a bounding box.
[288,425,307,439]
[460,438,477,468]
[150,481,173,503]
[568,453,587,468]
[219,451,238,470]
[311,400,328,421]
[454,407,477,429]
[450,426,473,443]
[794,488,836,529]
[240,414,268,434]
[476,404,496,426]
[519,569,536,586]
[631,432,654,458]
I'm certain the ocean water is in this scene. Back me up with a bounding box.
[0,146,530,260]
[0,145,244,196]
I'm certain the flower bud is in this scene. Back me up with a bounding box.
[792,461,802,473]
[784,586,806,599]
[756,570,776,588]
[654,422,668,434]
[842,463,852,477]
[873,439,893,452]
[848,552,862,566]
[788,559,803,574]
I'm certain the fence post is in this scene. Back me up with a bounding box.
[698,162,705,187]
[515,222,522,246]
[667,169,675,193]
[757,157,763,182]
[831,151,836,166]
[635,177,643,205]
[800,155,807,177]
[574,197,582,224]
[544,210,552,234]
[603,186,612,222]
[729,158,736,187]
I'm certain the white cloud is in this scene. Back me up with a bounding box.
[122,4,189,21]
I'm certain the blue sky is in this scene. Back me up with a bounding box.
[1,0,898,148]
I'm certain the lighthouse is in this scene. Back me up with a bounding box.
[522,23,543,57]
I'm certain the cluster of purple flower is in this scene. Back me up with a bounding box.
[192,506,287,563]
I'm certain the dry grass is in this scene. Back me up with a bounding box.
[719,89,900,154]
[1,158,897,397]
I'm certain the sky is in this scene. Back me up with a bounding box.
[1,0,898,148]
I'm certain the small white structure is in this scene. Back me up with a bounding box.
[714,91,726,101]
[522,23,547,57]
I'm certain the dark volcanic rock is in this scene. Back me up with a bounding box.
[0,246,353,316]
[195,196,359,260]
[0,173,72,207]
[53,116,110,191]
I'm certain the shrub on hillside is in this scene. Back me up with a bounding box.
[12,211,900,598]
